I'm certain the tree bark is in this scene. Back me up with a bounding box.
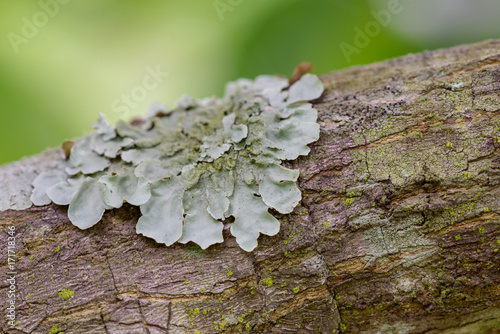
[1,39,500,334]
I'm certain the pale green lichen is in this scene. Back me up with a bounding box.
[25,74,323,252]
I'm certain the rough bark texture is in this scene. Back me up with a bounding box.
[1,40,500,334]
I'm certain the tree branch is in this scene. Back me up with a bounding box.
[1,39,500,334]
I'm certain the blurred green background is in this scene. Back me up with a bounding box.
[1,0,499,165]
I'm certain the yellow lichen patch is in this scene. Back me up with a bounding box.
[445,201,476,222]
[57,288,74,300]
[343,198,356,206]
[214,319,227,330]
[49,324,64,334]
[187,307,200,319]
[261,277,273,287]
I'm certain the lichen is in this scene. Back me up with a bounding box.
[187,307,200,319]
[25,73,323,252]
[57,288,74,300]
[261,277,273,287]
[48,325,64,334]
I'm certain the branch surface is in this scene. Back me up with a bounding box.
[1,39,500,334]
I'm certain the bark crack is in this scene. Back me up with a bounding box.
[362,133,371,179]
[378,226,391,254]
[137,299,151,334]
[100,311,110,334]
[166,302,172,334]
[106,320,169,332]
[105,252,119,295]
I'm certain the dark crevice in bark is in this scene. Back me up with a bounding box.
[100,311,110,334]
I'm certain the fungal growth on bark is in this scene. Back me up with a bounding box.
[8,73,323,251]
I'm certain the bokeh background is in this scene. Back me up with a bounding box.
[1,0,499,165]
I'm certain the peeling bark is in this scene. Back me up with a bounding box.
[1,39,500,334]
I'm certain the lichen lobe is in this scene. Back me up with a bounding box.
[28,73,324,251]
